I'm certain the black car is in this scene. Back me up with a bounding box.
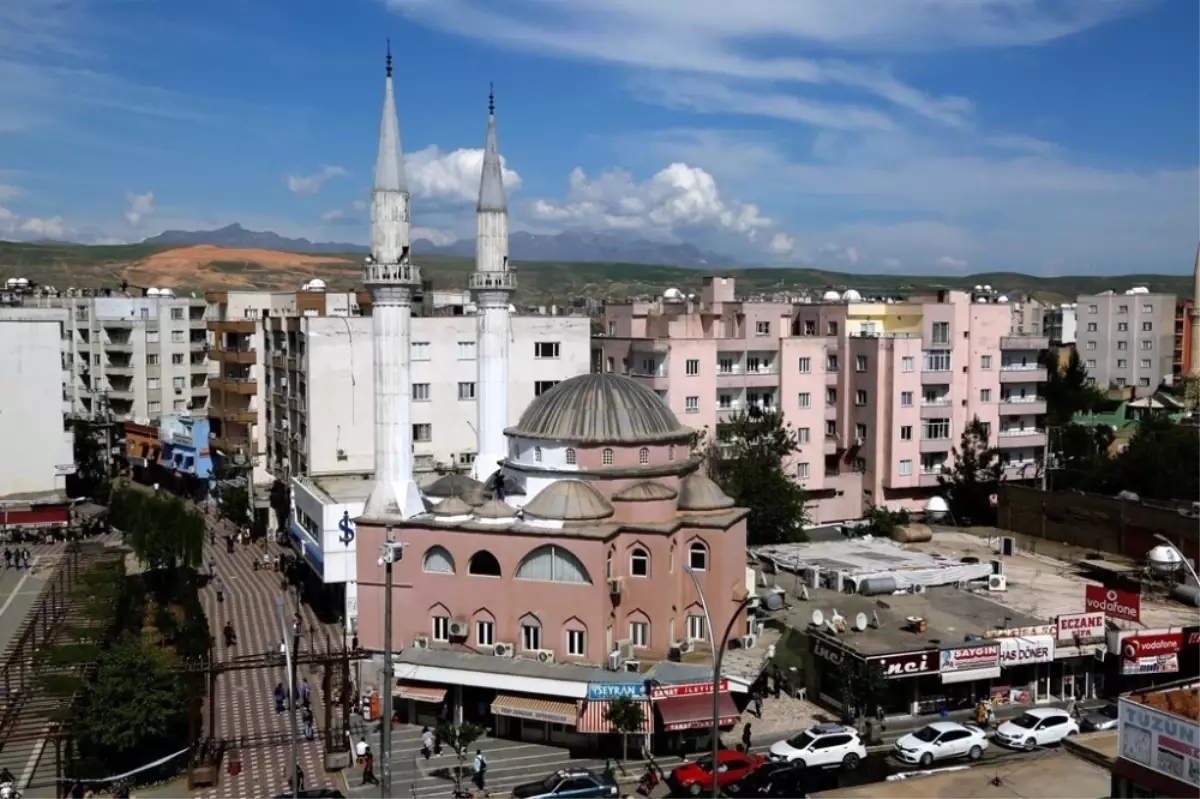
[510,768,619,799]
[723,762,836,798]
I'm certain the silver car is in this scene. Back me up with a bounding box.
[1081,703,1119,732]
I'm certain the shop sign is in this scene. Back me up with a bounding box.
[812,639,849,667]
[1085,585,1141,623]
[54,463,77,475]
[983,624,1056,640]
[651,680,728,699]
[999,635,1055,666]
[866,650,937,679]
[587,683,648,701]
[1056,612,1106,642]
[1122,633,1182,661]
[1118,697,1200,789]
[1182,626,1200,648]
[939,643,1000,673]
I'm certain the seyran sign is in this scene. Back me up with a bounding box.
[1085,585,1141,623]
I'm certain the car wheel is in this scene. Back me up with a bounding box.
[842,753,861,771]
[1024,737,1037,751]
[688,782,703,796]
[968,745,982,761]
[918,752,933,767]
[1066,729,1078,738]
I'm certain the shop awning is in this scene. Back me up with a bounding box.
[491,695,577,726]
[576,700,654,734]
[940,667,1001,685]
[656,692,740,732]
[394,681,447,704]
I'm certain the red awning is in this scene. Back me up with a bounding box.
[656,692,740,732]
[393,681,447,704]
[576,700,654,734]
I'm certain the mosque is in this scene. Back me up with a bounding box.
[351,51,760,749]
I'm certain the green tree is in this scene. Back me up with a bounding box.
[860,505,911,539]
[704,410,810,545]
[1041,349,1104,426]
[109,487,205,574]
[269,479,291,533]
[435,721,485,796]
[603,695,646,761]
[835,659,886,725]
[67,419,110,499]
[1053,424,1115,491]
[1106,414,1200,502]
[938,417,1004,525]
[211,465,252,530]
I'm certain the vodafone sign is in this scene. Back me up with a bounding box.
[1122,633,1182,661]
[1084,585,1141,623]
[1056,612,1106,642]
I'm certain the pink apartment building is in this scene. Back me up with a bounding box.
[596,278,1049,523]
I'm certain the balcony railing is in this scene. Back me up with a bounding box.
[1000,396,1046,404]
[998,428,1046,438]
[1000,363,1042,372]
[921,397,951,407]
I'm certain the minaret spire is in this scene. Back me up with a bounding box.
[477,85,507,214]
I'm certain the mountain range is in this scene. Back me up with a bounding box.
[141,224,735,267]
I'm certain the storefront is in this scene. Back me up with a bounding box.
[652,681,740,753]
[938,643,1001,709]
[807,634,939,718]
[1107,629,1183,693]
[995,635,1055,705]
[578,682,654,753]
[394,681,449,727]
[1053,612,1107,701]
[492,694,582,747]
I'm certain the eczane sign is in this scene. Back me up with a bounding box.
[1056,612,1106,642]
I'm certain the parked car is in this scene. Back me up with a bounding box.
[668,750,765,796]
[891,721,989,767]
[1081,703,1120,732]
[510,769,619,799]
[767,724,867,770]
[722,761,836,797]
[995,708,1079,750]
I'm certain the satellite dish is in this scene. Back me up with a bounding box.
[854,613,868,632]
[810,609,825,627]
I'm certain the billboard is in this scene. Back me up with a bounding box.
[1085,585,1141,623]
[1120,632,1182,676]
[1056,612,1107,642]
[1118,697,1200,790]
[999,635,1055,666]
[940,643,1000,672]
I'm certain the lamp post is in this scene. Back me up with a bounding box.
[1153,534,1200,586]
[275,598,300,799]
[684,566,758,799]
[379,529,404,799]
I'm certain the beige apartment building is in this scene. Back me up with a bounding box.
[1075,290,1176,396]
[596,277,1049,523]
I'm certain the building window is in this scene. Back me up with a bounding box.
[687,541,708,571]
[980,389,992,403]
[827,321,839,336]
[475,620,494,647]
[1116,341,1127,350]
[900,391,913,407]
[638,447,649,464]
[855,390,867,406]
[533,446,543,463]
[1118,305,1128,314]
[755,321,770,336]
[1086,341,1097,350]
[1138,377,1151,387]
[630,621,649,648]
[827,354,838,372]
[412,341,430,360]
[1117,359,1128,368]
[1117,322,1128,332]
[687,614,708,641]
[147,354,159,366]
[797,357,811,374]
[897,459,913,476]
[565,447,576,465]
[1087,322,1098,332]
[171,353,184,365]
[458,341,476,359]
[855,423,867,440]
[535,341,560,359]
[1141,340,1153,350]
[173,400,186,411]
[148,400,161,413]
[797,427,810,444]
[930,322,950,344]
[534,380,559,396]
[901,356,914,373]
[630,547,649,577]
[685,359,699,376]
[147,378,161,390]
[431,616,450,642]
[923,351,951,371]
[900,425,913,441]
[825,420,837,438]
[1088,305,1098,314]
[521,619,542,651]
[851,457,866,473]
[1086,359,1097,369]
[1139,358,1151,368]
[413,423,432,443]
[516,545,592,584]
[798,392,811,409]
[170,307,184,320]
[685,396,699,413]
[1142,304,1153,313]
[468,550,502,577]
[825,388,836,407]
[923,419,951,440]
[566,629,586,657]
[169,330,184,343]
[413,383,430,401]
[602,448,613,465]
[457,382,476,401]
[796,462,810,480]
[855,355,868,372]
[718,358,733,374]
[980,355,992,370]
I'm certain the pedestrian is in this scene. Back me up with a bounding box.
[287,765,305,792]
[3,549,10,569]
[223,621,237,648]
[226,534,235,554]
[302,705,315,740]
[208,558,216,578]
[273,682,285,714]
[753,690,763,719]
[362,749,379,785]
[420,726,434,760]
[771,665,782,700]
[472,749,487,792]
[214,575,224,603]
[742,722,753,751]
[300,677,311,708]
[433,724,443,756]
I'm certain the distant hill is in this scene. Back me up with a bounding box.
[140,224,734,268]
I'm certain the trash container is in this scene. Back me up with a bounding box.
[228,748,242,776]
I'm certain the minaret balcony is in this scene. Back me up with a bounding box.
[363,262,421,286]
[469,271,518,292]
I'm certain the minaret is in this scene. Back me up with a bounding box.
[470,85,516,483]
[362,43,423,521]
[1190,244,1200,377]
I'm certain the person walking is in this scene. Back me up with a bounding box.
[420,726,435,760]
[3,549,11,569]
[472,749,488,793]
[273,682,285,714]
[223,621,237,648]
[742,722,753,752]
[214,575,224,604]
[302,705,315,741]
[752,690,764,719]
[361,750,379,785]
[771,665,782,700]
[300,677,312,708]
[225,534,235,554]
[207,558,216,578]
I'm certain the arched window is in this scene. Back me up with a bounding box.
[516,545,592,584]
[606,548,614,580]
[534,446,543,463]
[422,546,456,574]
[668,445,675,461]
[688,541,709,572]
[602,448,614,465]
[467,550,502,577]
[519,613,542,651]
[629,547,650,578]
[638,447,649,465]
[565,447,577,465]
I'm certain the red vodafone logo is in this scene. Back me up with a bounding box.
[1123,633,1182,660]
[1084,585,1141,623]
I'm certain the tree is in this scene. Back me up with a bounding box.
[211,465,252,530]
[860,505,911,539]
[435,721,485,796]
[67,419,110,500]
[269,479,291,534]
[109,486,205,575]
[1041,349,1103,426]
[937,417,1004,525]
[1105,414,1200,502]
[1053,424,1115,491]
[834,659,886,724]
[704,410,810,545]
[603,695,646,761]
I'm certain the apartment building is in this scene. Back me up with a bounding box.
[262,313,591,480]
[1173,299,1193,380]
[596,277,1048,523]
[1075,290,1176,395]
[1042,303,1078,345]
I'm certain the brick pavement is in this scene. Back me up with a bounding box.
[195,518,345,799]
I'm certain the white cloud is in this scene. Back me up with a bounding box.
[405,146,522,204]
[287,165,348,196]
[320,209,346,223]
[124,191,155,227]
[0,205,69,240]
[412,226,457,247]
[937,255,969,269]
[530,163,775,241]
[768,232,797,256]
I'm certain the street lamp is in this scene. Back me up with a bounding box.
[1152,534,1200,586]
[275,598,300,799]
[378,530,404,799]
[684,565,758,799]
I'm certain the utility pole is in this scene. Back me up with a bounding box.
[276,598,300,799]
[380,527,400,799]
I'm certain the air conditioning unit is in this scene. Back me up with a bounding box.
[607,651,621,671]
[412,635,430,650]
[909,584,927,595]
[988,575,1008,592]
[493,642,515,658]
[616,639,635,661]
[535,650,556,664]
[623,660,641,673]
[740,634,757,650]
[1001,537,1016,557]
[448,621,469,639]
[608,577,624,596]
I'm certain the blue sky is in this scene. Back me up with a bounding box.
[0,0,1196,274]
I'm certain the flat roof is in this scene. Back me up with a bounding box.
[1127,685,1200,723]
[812,749,1109,798]
[302,473,373,504]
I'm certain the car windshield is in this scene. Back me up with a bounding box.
[911,726,942,743]
[1010,713,1040,729]
[693,757,714,773]
[1099,705,1119,719]
[787,732,816,750]
[541,775,563,791]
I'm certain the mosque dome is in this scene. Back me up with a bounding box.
[612,480,679,502]
[508,373,691,444]
[522,479,614,521]
[473,498,519,520]
[431,496,473,517]
[427,473,485,504]
[677,473,735,511]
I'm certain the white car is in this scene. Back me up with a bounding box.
[995,708,1079,750]
[768,723,867,770]
[892,721,989,767]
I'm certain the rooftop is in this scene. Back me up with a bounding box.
[305,473,373,505]
[757,537,992,591]
[507,373,693,444]
[1127,685,1200,723]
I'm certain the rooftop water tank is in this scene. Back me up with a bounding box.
[842,288,863,302]
[924,495,950,520]
[1147,544,1183,575]
[822,290,841,302]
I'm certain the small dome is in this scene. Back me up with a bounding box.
[822,290,841,302]
[508,373,691,444]
[612,481,679,502]
[426,473,484,500]
[842,289,862,302]
[431,496,472,517]
[677,473,735,511]
[523,479,614,521]
[662,287,685,302]
[474,498,518,520]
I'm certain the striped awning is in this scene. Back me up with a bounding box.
[656,693,740,732]
[394,681,447,704]
[490,695,577,726]
[576,700,654,734]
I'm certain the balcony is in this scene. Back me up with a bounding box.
[467,271,518,292]
[188,339,208,351]
[1001,335,1049,351]
[211,347,256,364]
[1002,461,1041,481]
[105,363,135,374]
[919,437,952,453]
[1000,364,1048,382]
[996,428,1046,447]
[102,319,135,329]
[999,396,1047,415]
[918,469,944,487]
[211,408,258,424]
[209,435,256,456]
[288,395,307,412]
[210,377,258,395]
[190,361,210,374]
[209,319,257,334]
[104,339,134,352]
[630,339,670,354]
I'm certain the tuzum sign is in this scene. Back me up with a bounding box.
[1056,612,1107,642]
[940,643,1001,673]
[1085,585,1141,623]
[1118,696,1200,789]
[999,635,1055,666]
[867,650,938,679]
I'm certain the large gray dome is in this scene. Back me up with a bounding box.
[508,373,692,444]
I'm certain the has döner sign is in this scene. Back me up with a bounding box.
[999,635,1055,665]
[1084,585,1141,623]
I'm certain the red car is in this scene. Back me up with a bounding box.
[667,750,765,796]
